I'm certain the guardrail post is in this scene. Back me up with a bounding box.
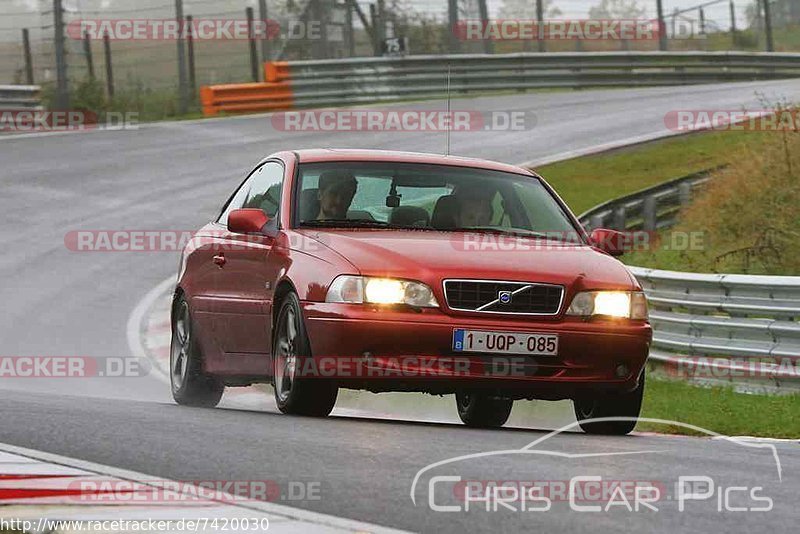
[22,29,34,85]
[613,206,627,230]
[642,196,657,231]
[678,181,692,206]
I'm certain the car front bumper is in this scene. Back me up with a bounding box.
[300,302,652,399]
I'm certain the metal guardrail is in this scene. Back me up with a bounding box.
[0,85,41,110]
[578,170,800,392]
[201,51,800,115]
[580,169,716,233]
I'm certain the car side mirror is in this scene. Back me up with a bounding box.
[589,228,626,257]
[228,208,269,235]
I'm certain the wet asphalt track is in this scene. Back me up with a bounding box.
[1,80,800,532]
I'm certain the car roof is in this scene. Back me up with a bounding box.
[291,149,535,177]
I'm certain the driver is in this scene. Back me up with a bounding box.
[454,186,494,227]
[317,171,358,220]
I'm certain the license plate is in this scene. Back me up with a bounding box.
[452,329,558,356]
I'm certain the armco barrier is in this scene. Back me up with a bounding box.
[580,169,717,232]
[200,51,800,116]
[0,85,41,110]
[578,171,800,392]
[200,81,293,116]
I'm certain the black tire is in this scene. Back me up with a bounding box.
[170,295,224,407]
[573,371,646,435]
[272,292,338,417]
[455,392,513,428]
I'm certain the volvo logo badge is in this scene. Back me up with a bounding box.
[498,291,513,305]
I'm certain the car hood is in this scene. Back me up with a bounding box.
[299,229,637,291]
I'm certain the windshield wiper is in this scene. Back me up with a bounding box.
[455,227,553,239]
[300,219,392,228]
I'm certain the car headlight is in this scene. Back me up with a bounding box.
[566,291,648,320]
[326,275,439,308]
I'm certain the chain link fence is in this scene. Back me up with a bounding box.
[0,0,797,114]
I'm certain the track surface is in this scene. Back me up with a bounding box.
[2,80,800,532]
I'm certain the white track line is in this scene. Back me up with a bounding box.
[0,442,409,533]
[126,276,175,385]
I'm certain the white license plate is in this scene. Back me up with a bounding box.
[452,329,558,356]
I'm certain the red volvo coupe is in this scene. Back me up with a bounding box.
[171,149,651,434]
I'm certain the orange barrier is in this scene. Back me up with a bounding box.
[200,62,293,116]
[200,81,293,116]
[264,61,290,83]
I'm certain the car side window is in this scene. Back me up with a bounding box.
[242,162,283,217]
[218,161,284,225]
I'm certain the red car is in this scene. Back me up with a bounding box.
[171,149,651,434]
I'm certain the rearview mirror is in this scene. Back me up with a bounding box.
[228,209,269,235]
[589,228,626,257]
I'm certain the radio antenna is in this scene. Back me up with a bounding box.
[445,64,452,156]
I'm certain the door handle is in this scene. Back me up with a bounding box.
[213,254,226,267]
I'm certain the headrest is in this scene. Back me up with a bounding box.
[298,188,320,222]
[389,206,430,227]
[431,195,460,230]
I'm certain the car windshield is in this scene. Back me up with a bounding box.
[295,162,581,241]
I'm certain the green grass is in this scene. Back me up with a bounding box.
[638,378,800,438]
[535,126,800,438]
[535,129,767,215]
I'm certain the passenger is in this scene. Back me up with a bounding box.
[455,187,494,227]
[317,171,358,220]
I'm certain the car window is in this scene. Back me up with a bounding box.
[243,162,283,217]
[218,161,284,225]
[296,162,579,239]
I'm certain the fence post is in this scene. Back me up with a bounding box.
[246,7,260,81]
[345,0,355,56]
[175,0,189,114]
[53,0,69,109]
[258,0,271,62]
[103,31,114,99]
[186,15,196,98]
[536,0,546,52]
[699,8,706,36]
[448,0,461,54]
[22,29,34,85]
[83,32,95,79]
[762,0,775,52]
[656,0,667,51]
[478,0,493,54]
[377,0,386,44]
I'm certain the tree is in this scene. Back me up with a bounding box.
[745,0,800,28]
[588,0,647,19]
[498,0,562,19]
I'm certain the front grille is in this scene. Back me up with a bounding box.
[443,280,564,315]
